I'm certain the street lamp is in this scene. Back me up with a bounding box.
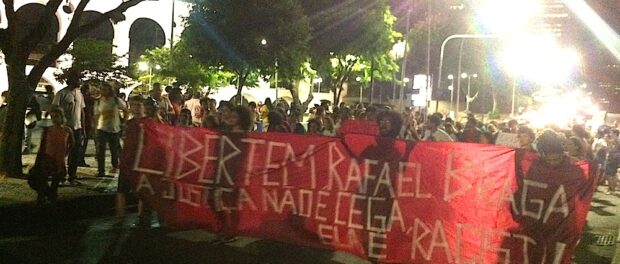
[500,35,581,116]
[448,74,455,115]
[313,78,323,93]
[465,73,478,112]
[356,76,363,104]
[437,34,499,115]
[261,38,279,100]
[138,62,161,89]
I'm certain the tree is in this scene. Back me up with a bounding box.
[136,41,236,93]
[58,37,132,88]
[183,0,310,105]
[70,38,118,73]
[0,0,145,177]
[302,0,400,106]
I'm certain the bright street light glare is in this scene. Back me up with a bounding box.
[500,35,580,84]
[474,0,542,34]
[461,73,468,79]
[472,74,478,78]
[155,65,162,70]
[403,77,410,83]
[261,39,267,45]
[138,62,149,71]
[390,41,407,59]
[448,74,454,80]
[523,89,596,128]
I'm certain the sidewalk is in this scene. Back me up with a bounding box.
[574,189,620,264]
[1,125,117,206]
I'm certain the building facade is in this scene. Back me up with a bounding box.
[0,0,191,93]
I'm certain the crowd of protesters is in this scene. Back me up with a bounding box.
[135,84,620,195]
[17,76,620,209]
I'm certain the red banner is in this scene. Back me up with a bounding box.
[339,120,380,136]
[123,121,596,263]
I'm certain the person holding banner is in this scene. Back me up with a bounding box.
[307,118,323,135]
[177,109,195,128]
[356,110,411,261]
[518,126,536,151]
[377,110,403,138]
[116,95,146,216]
[423,114,453,142]
[267,110,291,133]
[227,106,253,132]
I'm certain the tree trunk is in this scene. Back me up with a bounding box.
[234,71,248,105]
[288,81,302,107]
[0,60,33,178]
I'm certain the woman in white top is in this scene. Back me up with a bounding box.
[94,83,127,177]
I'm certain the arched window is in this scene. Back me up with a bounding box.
[14,3,60,64]
[128,18,165,66]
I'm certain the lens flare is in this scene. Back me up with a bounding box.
[474,0,543,34]
[500,35,580,84]
[564,0,620,62]
[523,89,596,129]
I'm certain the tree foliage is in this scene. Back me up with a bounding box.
[136,41,237,92]
[56,37,133,86]
[183,0,310,104]
[302,0,400,105]
[0,0,145,177]
[70,38,118,72]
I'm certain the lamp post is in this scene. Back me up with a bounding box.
[356,76,363,104]
[465,73,477,112]
[313,78,323,93]
[139,62,161,89]
[437,34,499,117]
[261,38,278,100]
[403,77,410,107]
[448,74,454,114]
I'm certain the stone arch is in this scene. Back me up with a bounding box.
[14,3,60,64]
[128,18,165,67]
[79,11,115,43]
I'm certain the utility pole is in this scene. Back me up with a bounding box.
[399,6,411,111]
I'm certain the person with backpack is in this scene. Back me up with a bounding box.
[94,82,127,178]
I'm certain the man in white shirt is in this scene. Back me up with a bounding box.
[183,92,203,126]
[424,114,454,142]
[52,71,85,184]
